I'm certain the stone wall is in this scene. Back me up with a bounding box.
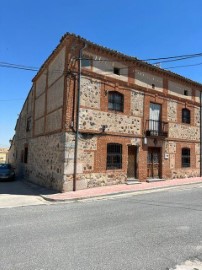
[130,90,144,117]
[79,108,141,135]
[169,123,199,140]
[165,140,200,178]
[25,132,65,191]
[195,143,200,169]
[168,101,177,122]
[194,107,200,126]
[171,169,199,179]
[80,77,101,109]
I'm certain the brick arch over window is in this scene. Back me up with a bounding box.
[108,91,124,112]
[107,143,122,169]
[181,148,190,168]
[182,108,190,124]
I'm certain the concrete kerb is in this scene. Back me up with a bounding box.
[40,180,202,203]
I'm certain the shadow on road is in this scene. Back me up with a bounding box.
[0,178,56,196]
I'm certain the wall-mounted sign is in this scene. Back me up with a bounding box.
[164,153,169,159]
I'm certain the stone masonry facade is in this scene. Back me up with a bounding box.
[9,33,202,192]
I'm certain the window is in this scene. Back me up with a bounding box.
[181,148,190,167]
[107,143,122,169]
[26,117,32,132]
[113,67,120,75]
[182,108,190,124]
[108,91,124,112]
[184,90,188,96]
[82,58,91,68]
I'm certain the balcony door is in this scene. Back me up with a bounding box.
[149,103,161,136]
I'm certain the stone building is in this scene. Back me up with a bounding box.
[9,33,202,192]
[0,148,8,163]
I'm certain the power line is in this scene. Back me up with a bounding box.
[164,62,202,69]
[0,63,38,72]
[1,51,202,73]
[81,52,202,62]
[0,98,25,102]
[153,54,202,64]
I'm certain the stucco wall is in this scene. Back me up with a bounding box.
[92,55,128,82]
[135,70,163,92]
[195,90,200,103]
[46,108,63,133]
[35,71,47,98]
[35,93,45,120]
[48,47,65,86]
[47,76,64,113]
[168,81,192,100]
[35,117,45,135]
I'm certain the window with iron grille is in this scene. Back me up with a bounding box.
[182,108,190,124]
[108,91,124,112]
[107,143,122,169]
[181,148,190,167]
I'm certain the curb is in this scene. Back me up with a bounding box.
[40,181,202,203]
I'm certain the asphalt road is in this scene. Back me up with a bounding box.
[0,179,53,208]
[1,184,202,270]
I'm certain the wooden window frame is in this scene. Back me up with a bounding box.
[107,143,122,169]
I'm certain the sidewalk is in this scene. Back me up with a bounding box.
[41,177,202,202]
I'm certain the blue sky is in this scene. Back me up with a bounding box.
[1,0,202,147]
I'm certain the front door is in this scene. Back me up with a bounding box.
[147,147,161,178]
[127,146,137,179]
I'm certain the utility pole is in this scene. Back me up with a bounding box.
[200,91,202,176]
[73,43,87,191]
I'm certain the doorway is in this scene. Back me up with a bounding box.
[147,147,161,179]
[127,146,137,179]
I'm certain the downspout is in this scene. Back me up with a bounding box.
[73,43,87,191]
[200,91,202,176]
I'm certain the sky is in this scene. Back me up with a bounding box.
[1,0,202,147]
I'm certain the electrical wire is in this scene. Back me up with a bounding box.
[80,52,202,62]
[1,51,202,73]
[164,62,202,69]
[0,98,25,102]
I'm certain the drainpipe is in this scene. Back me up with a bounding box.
[200,91,202,176]
[73,43,87,191]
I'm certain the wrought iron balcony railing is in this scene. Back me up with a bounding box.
[145,120,168,137]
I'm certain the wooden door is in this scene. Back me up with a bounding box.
[147,148,161,178]
[127,146,137,179]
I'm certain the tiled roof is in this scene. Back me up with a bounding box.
[33,32,202,88]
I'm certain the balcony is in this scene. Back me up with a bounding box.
[145,120,168,137]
